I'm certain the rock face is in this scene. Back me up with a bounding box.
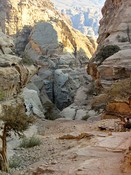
[31,52,93,111]
[0,0,96,58]
[51,0,105,38]
[0,31,38,111]
[89,0,131,87]
[0,0,55,35]
[88,0,131,120]
[0,0,97,118]
[25,21,96,60]
[98,0,131,48]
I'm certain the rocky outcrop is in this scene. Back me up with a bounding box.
[30,52,93,111]
[89,0,131,87]
[98,0,131,48]
[88,0,131,121]
[0,0,98,119]
[0,31,38,104]
[25,21,95,59]
[0,0,56,35]
[0,0,96,58]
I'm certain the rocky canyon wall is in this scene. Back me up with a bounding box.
[0,0,96,58]
[0,30,38,113]
[0,0,97,117]
[89,0,131,120]
[98,0,131,47]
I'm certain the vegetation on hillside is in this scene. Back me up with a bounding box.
[95,45,120,65]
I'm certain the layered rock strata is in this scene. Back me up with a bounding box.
[0,0,96,58]
[88,0,131,121]
[0,31,39,115]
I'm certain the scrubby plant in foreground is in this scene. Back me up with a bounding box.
[0,104,34,172]
[0,89,5,101]
[19,135,41,148]
[9,157,21,169]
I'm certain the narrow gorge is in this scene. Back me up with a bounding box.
[0,0,131,174]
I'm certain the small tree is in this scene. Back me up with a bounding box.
[0,104,34,172]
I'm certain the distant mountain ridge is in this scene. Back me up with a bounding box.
[51,0,105,38]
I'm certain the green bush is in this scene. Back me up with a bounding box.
[19,135,41,148]
[20,57,34,65]
[0,89,5,101]
[44,102,60,120]
[95,45,120,65]
[9,157,21,169]
[82,115,90,121]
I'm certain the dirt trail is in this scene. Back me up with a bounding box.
[8,119,131,175]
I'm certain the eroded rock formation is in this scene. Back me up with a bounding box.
[0,0,96,58]
[88,0,131,122]
[0,0,98,117]
[0,31,38,108]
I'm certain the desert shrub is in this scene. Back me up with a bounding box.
[20,52,34,65]
[107,78,131,100]
[0,104,34,172]
[44,102,60,120]
[9,157,21,169]
[20,57,34,65]
[19,135,41,148]
[0,89,5,101]
[82,115,90,121]
[95,45,120,65]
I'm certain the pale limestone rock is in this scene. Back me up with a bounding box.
[87,115,101,123]
[23,87,45,118]
[74,86,88,106]
[0,31,14,54]
[54,69,69,87]
[53,67,89,110]
[0,54,21,67]
[75,109,87,120]
[0,30,38,102]
[60,107,76,120]
[87,110,97,118]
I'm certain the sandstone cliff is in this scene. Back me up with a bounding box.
[0,31,38,104]
[0,0,99,114]
[0,0,56,35]
[98,0,131,48]
[88,0,131,120]
[0,0,96,58]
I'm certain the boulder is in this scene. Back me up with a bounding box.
[0,31,14,54]
[75,109,87,120]
[87,110,97,118]
[23,87,45,118]
[87,115,101,123]
[98,49,131,88]
[60,107,76,120]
